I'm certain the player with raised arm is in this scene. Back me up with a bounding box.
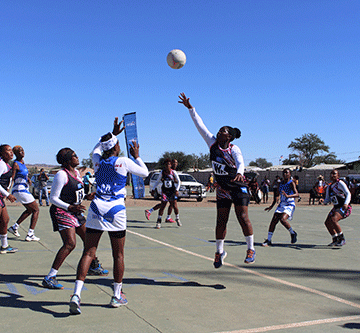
[178,93,255,266]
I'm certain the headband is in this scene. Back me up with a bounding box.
[100,133,118,151]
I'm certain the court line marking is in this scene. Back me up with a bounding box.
[128,229,360,312]
[216,315,360,333]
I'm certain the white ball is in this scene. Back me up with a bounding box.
[167,49,186,69]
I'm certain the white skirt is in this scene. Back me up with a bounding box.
[13,190,35,205]
[86,197,127,232]
[275,201,295,220]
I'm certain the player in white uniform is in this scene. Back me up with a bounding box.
[69,118,148,314]
[262,168,299,247]
[179,93,255,266]
[0,145,18,254]
[320,169,352,246]
[8,146,40,242]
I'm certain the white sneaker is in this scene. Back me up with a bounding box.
[155,223,161,229]
[8,226,20,237]
[176,218,182,227]
[25,234,40,242]
[69,294,81,315]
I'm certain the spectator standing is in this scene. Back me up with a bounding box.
[38,168,49,206]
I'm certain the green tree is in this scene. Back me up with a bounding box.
[157,151,193,171]
[249,158,273,169]
[286,133,341,168]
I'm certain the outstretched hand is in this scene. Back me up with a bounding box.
[178,92,193,109]
[112,117,125,136]
[129,140,140,159]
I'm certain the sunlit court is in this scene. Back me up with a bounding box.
[1,193,359,333]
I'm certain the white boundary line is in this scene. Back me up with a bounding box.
[216,315,360,333]
[128,230,360,331]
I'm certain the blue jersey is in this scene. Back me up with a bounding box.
[95,156,127,201]
[13,161,29,190]
[279,179,295,204]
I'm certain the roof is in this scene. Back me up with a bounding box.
[306,164,345,170]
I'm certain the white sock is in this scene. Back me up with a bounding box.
[0,234,8,248]
[74,280,84,297]
[267,232,273,241]
[28,228,35,236]
[47,268,58,278]
[166,215,171,220]
[245,235,255,251]
[288,228,295,235]
[216,239,224,254]
[149,208,154,213]
[13,223,19,230]
[114,282,122,299]
[176,214,179,219]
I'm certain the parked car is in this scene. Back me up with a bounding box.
[149,172,206,202]
[29,174,54,199]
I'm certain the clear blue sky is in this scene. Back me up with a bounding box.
[1,1,359,166]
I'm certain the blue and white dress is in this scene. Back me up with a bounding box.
[275,179,296,220]
[86,142,148,232]
[12,161,35,204]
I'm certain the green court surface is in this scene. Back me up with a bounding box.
[1,199,359,333]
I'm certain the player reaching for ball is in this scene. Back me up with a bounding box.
[69,117,148,314]
[178,93,255,266]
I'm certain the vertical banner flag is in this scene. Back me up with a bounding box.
[123,112,145,199]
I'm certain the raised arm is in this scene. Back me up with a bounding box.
[178,93,216,148]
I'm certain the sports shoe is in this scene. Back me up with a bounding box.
[262,239,272,247]
[165,217,175,223]
[110,292,128,308]
[335,236,346,246]
[155,222,161,229]
[69,294,81,315]
[244,249,256,264]
[0,245,18,254]
[25,234,40,242]
[328,237,338,246]
[8,226,20,237]
[213,251,227,269]
[291,231,297,244]
[88,258,109,276]
[176,218,182,227]
[145,209,151,220]
[42,276,64,289]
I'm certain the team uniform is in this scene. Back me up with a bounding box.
[323,180,352,218]
[50,168,86,231]
[275,179,296,220]
[188,108,249,206]
[86,142,148,232]
[187,107,255,266]
[153,169,180,202]
[0,159,12,208]
[12,161,35,205]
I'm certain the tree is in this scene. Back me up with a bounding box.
[286,133,341,168]
[81,153,93,169]
[157,151,210,171]
[249,158,273,169]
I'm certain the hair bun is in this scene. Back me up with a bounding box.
[234,128,241,139]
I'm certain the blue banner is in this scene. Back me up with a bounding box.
[123,112,145,199]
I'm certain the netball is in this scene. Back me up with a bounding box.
[166,49,186,69]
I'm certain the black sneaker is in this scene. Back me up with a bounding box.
[262,239,272,247]
[291,231,297,244]
[328,236,338,246]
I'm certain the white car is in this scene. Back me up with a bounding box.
[149,172,206,202]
